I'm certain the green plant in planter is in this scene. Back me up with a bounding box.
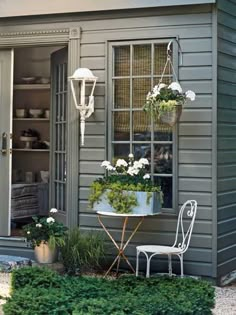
[143,82,195,120]
[89,154,163,214]
[23,208,68,249]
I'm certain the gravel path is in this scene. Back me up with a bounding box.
[1,273,236,314]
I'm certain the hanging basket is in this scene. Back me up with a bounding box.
[159,104,182,127]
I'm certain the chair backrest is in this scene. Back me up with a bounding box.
[173,200,197,253]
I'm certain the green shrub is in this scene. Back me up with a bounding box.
[60,228,105,274]
[4,267,215,315]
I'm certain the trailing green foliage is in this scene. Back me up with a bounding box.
[89,180,163,214]
[4,267,215,315]
[60,228,105,274]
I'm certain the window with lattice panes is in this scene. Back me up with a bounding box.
[108,41,177,210]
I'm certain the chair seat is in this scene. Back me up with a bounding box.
[137,245,183,254]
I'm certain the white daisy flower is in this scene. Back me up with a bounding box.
[27,231,30,235]
[168,82,182,93]
[106,165,115,171]
[143,174,150,180]
[128,153,134,159]
[36,223,42,228]
[185,90,196,101]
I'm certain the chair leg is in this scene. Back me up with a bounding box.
[136,251,140,277]
[146,257,151,278]
[168,254,172,276]
[180,254,184,278]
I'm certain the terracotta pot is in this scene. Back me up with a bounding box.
[34,242,58,264]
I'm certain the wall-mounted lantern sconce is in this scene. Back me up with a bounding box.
[69,68,97,146]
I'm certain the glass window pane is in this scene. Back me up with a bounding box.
[154,129,172,141]
[114,79,130,109]
[154,144,173,174]
[133,45,151,76]
[114,144,130,160]
[113,111,130,141]
[133,111,151,141]
[133,144,151,172]
[132,78,151,109]
[154,176,172,208]
[154,44,170,76]
[114,46,130,76]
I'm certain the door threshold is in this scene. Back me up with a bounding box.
[0,236,28,248]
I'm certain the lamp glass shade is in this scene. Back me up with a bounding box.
[70,68,97,80]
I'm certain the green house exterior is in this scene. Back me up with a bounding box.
[0,0,235,284]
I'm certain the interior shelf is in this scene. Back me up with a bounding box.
[13,118,49,121]
[14,84,50,90]
[13,149,49,152]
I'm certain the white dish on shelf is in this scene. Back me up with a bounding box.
[29,109,44,118]
[40,77,50,84]
[21,77,36,84]
[15,109,27,118]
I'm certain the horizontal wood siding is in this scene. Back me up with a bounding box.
[217,0,236,278]
[77,5,214,278]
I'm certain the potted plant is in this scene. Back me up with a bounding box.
[89,154,163,215]
[143,82,195,127]
[23,208,68,264]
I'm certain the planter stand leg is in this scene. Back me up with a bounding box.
[98,214,144,277]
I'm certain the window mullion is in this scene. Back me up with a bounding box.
[151,43,154,177]
[130,44,133,154]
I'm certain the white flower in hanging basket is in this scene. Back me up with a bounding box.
[185,90,196,101]
[143,81,196,127]
[168,82,183,93]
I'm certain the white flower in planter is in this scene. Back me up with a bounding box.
[127,166,140,176]
[128,153,134,159]
[139,158,149,166]
[101,160,111,168]
[106,165,115,171]
[36,223,42,228]
[50,208,58,213]
[143,174,150,180]
[46,217,55,224]
[185,90,196,101]
[116,159,128,168]
[168,82,183,93]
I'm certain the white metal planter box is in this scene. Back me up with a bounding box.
[92,190,162,215]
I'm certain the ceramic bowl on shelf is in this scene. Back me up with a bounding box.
[40,77,50,84]
[45,110,50,118]
[15,109,27,118]
[21,77,36,84]
[29,109,44,118]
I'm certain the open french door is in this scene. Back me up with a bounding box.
[50,47,68,225]
[0,49,14,236]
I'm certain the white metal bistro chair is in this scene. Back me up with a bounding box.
[136,200,197,278]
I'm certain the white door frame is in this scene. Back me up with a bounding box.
[0,27,81,231]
